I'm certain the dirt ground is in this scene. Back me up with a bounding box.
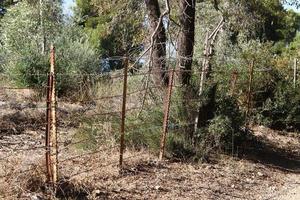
[0,87,299,200]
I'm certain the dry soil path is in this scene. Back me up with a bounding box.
[273,174,300,200]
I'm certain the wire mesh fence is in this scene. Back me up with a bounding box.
[0,48,299,198]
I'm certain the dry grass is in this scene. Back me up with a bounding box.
[1,133,299,199]
[1,124,299,200]
[1,76,299,199]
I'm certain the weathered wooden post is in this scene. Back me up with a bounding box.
[50,45,58,185]
[45,45,57,187]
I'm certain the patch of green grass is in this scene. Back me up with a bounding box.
[73,125,98,151]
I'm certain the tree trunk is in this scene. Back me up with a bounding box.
[145,0,168,86]
[177,0,196,85]
[176,0,196,139]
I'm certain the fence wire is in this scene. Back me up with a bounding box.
[0,60,299,198]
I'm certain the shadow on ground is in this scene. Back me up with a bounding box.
[238,131,300,173]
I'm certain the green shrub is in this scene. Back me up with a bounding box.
[54,26,99,98]
[125,126,161,150]
[166,132,195,160]
[6,50,49,88]
[0,1,99,99]
[125,105,163,151]
[4,26,99,98]
[255,81,300,131]
[191,95,246,160]
[73,125,98,151]
[207,115,234,149]
[164,91,247,161]
[72,116,120,151]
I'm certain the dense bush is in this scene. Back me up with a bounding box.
[165,93,247,161]
[125,105,163,151]
[255,81,300,131]
[54,26,99,98]
[2,26,99,98]
[195,95,246,158]
[0,1,99,99]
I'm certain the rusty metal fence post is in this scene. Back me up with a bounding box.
[119,57,129,169]
[159,69,175,160]
[246,60,254,121]
[294,58,297,89]
[45,68,53,184]
[45,45,58,188]
[230,70,238,97]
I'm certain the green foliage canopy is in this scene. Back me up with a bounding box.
[74,0,145,60]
